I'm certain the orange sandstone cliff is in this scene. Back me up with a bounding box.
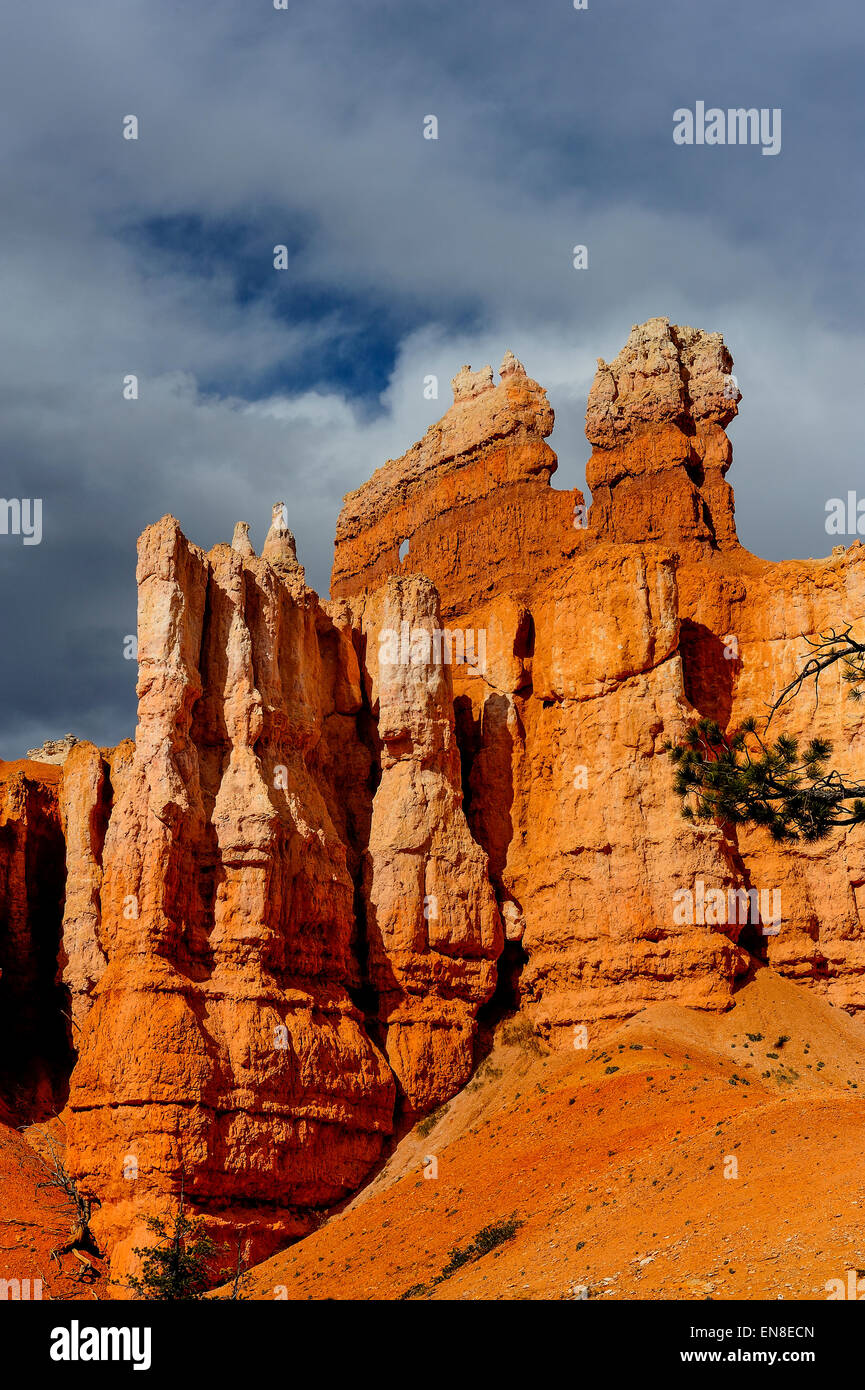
[0,760,68,1120]
[3,317,865,1288]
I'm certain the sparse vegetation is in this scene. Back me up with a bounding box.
[477,1058,503,1082]
[31,1125,102,1282]
[416,1103,449,1138]
[124,1195,219,1301]
[217,1238,252,1301]
[440,1217,523,1279]
[399,1216,523,1297]
[501,1017,545,1055]
[667,627,865,841]
[466,1056,505,1093]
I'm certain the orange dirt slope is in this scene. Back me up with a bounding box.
[236,968,865,1301]
[0,1118,110,1300]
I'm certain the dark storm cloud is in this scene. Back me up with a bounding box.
[0,0,862,752]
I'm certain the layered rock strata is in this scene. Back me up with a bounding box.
[61,512,499,1281]
[332,319,865,1035]
[351,574,503,1108]
[0,760,68,1117]
[7,315,865,1283]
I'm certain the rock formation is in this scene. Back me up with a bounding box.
[26,734,79,765]
[231,520,255,557]
[262,502,305,586]
[352,574,502,1108]
[0,760,69,1118]
[330,350,577,613]
[331,319,865,1034]
[63,517,397,1279]
[58,739,133,1030]
[4,315,865,1287]
[585,317,741,550]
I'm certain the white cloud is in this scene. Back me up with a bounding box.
[1,0,863,751]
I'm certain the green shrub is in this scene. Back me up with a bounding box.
[439,1217,523,1280]
[501,1018,545,1055]
[125,1202,218,1301]
[416,1103,449,1138]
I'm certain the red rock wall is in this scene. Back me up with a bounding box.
[0,760,69,1118]
[11,315,865,1284]
[63,519,402,1280]
[331,320,865,1042]
[351,574,503,1108]
[63,515,504,1284]
[331,355,582,613]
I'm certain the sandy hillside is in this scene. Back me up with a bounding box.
[0,1118,110,1300]
[233,968,865,1301]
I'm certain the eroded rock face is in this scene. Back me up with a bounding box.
[507,547,751,1041]
[353,575,503,1108]
[0,760,69,1118]
[14,316,865,1285]
[66,517,396,1284]
[585,316,741,550]
[675,548,865,1013]
[331,352,581,614]
[26,734,79,765]
[58,739,134,1029]
[331,319,865,1037]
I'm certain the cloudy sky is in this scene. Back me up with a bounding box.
[1,0,863,754]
